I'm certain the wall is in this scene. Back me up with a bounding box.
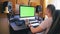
[46,0,60,9]
[0,14,9,34]
[30,0,40,6]
[17,0,28,5]
[40,0,46,17]
[0,0,9,2]
[16,0,40,6]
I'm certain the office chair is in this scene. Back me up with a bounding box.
[47,10,60,34]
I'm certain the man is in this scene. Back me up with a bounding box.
[26,4,56,34]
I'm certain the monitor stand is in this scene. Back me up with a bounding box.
[20,17,35,20]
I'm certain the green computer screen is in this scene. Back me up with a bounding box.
[20,6,35,17]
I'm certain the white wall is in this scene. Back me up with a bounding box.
[51,0,60,10]
[46,0,60,10]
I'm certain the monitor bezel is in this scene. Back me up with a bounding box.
[19,5,35,18]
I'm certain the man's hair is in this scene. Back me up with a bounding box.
[47,4,55,15]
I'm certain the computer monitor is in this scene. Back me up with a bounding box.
[19,5,35,20]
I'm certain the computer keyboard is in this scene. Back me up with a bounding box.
[29,19,38,23]
[29,19,36,21]
[29,19,40,27]
[30,20,38,23]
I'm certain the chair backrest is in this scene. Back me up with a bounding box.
[47,10,60,34]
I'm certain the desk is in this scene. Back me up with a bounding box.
[0,13,9,34]
[9,25,32,34]
[10,22,27,31]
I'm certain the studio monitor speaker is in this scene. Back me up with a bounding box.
[0,1,12,13]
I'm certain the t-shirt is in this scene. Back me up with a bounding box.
[39,17,53,34]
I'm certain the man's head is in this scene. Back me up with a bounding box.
[45,4,55,16]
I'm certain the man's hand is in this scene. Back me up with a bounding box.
[25,19,33,27]
[25,19,29,26]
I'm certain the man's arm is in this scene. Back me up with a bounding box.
[25,19,48,34]
[29,19,48,34]
[30,26,43,33]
